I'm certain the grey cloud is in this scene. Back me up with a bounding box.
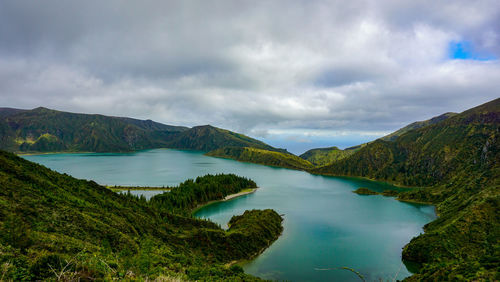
[0,0,499,147]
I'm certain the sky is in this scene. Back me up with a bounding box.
[1,1,499,154]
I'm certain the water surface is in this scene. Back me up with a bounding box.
[24,149,436,281]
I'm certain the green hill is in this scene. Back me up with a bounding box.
[299,146,359,166]
[207,146,314,170]
[165,125,281,152]
[312,98,500,280]
[0,107,280,153]
[300,112,458,167]
[0,150,283,280]
[380,112,457,141]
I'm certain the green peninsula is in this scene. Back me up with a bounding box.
[0,151,283,281]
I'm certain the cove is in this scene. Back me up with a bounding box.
[23,149,436,281]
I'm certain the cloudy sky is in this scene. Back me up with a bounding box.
[1,1,499,154]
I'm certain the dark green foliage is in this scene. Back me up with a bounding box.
[150,174,257,215]
[207,146,314,170]
[168,125,283,152]
[312,98,500,280]
[352,187,379,195]
[352,187,400,197]
[0,107,185,152]
[0,107,281,153]
[186,209,283,262]
[299,146,358,166]
[381,190,399,197]
[380,112,457,141]
[0,150,282,280]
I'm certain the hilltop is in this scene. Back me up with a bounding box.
[0,107,280,153]
[166,125,280,152]
[299,146,360,166]
[380,112,457,142]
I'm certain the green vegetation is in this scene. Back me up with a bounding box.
[167,125,282,152]
[0,150,283,280]
[313,98,500,280]
[0,107,281,153]
[150,174,257,215]
[107,185,171,192]
[352,187,378,195]
[352,187,399,197]
[299,146,359,166]
[1,99,498,280]
[207,146,314,170]
[380,112,457,141]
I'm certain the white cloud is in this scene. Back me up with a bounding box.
[0,0,499,150]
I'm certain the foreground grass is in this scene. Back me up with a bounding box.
[0,151,283,281]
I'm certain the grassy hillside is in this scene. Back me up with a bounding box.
[0,150,283,280]
[0,107,280,153]
[312,98,500,280]
[302,111,457,167]
[207,146,314,170]
[380,112,457,141]
[165,125,282,152]
[299,146,359,166]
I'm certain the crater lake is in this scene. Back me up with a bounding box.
[24,149,436,281]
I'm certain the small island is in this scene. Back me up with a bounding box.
[353,187,379,195]
[353,187,400,197]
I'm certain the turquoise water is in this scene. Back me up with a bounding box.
[24,149,436,281]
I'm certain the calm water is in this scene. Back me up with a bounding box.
[24,149,436,281]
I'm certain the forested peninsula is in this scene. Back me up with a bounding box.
[0,151,283,280]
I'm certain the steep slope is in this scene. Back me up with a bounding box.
[166,125,283,152]
[314,99,498,186]
[0,107,181,152]
[0,150,283,280]
[0,107,281,153]
[299,146,359,166]
[301,112,458,167]
[207,146,314,170]
[380,112,457,141]
[312,98,500,280]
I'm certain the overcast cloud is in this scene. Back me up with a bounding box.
[1,0,499,153]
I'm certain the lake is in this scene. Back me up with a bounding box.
[24,149,436,281]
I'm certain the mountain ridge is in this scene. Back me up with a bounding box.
[0,107,282,153]
[311,98,500,280]
[380,112,457,142]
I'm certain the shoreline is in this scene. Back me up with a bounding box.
[191,188,258,214]
[107,185,172,191]
[223,188,257,200]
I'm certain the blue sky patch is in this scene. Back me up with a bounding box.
[449,41,497,61]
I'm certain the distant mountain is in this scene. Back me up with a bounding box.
[380,112,457,141]
[299,146,360,166]
[300,112,458,167]
[0,107,280,153]
[0,150,282,280]
[299,112,457,167]
[207,146,314,170]
[312,98,500,280]
[166,125,281,152]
